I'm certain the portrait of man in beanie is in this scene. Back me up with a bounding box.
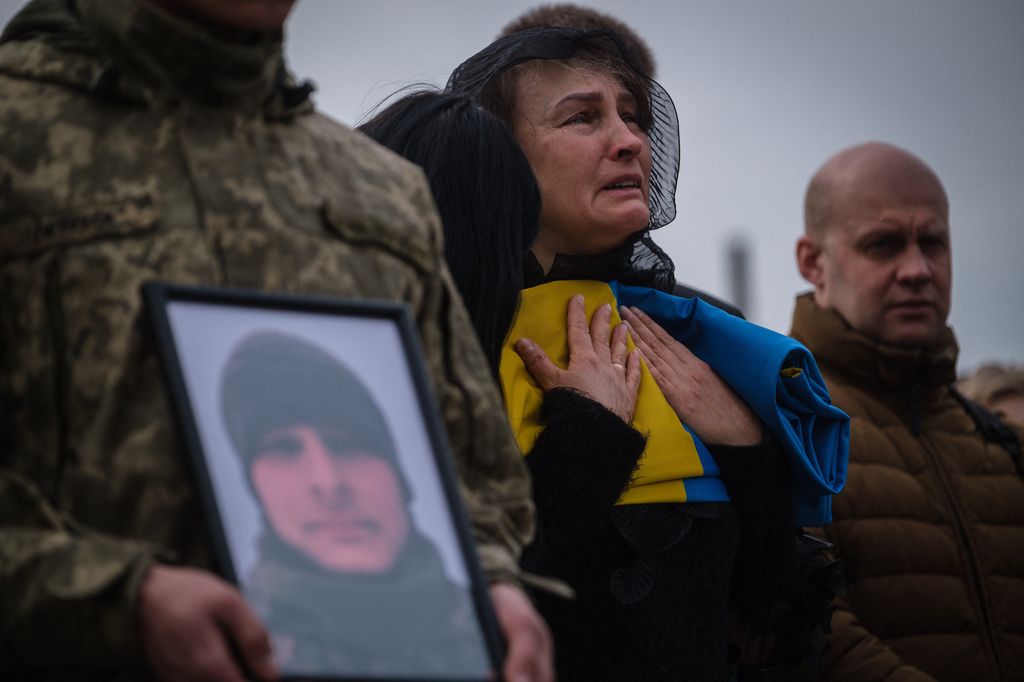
[221,331,415,576]
[146,289,500,681]
[218,330,489,678]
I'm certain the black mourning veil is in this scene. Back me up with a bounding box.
[446,27,681,291]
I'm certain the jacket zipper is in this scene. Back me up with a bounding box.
[908,381,921,435]
[916,380,1004,680]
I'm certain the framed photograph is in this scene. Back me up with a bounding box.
[142,283,504,682]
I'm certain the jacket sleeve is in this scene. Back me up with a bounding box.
[714,434,796,612]
[519,388,646,575]
[0,471,161,671]
[516,389,647,679]
[0,193,167,670]
[818,528,939,682]
[819,601,940,682]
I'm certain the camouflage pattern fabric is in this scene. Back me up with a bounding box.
[0,0,533,675]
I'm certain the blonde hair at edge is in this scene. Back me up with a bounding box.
[957,363,1024,424]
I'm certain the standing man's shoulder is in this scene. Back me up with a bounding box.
[0,0,105,96]
[300,112,430,190]
[295,112,443,256]
[0,39,93,105]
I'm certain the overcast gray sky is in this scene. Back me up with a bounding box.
[3,1,1021,372]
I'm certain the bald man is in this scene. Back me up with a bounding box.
[789,142,1024,682]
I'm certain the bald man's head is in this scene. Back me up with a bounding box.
[804,142,948,240]
[796,142,953,346]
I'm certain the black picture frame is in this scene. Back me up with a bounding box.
[142,282,505,682]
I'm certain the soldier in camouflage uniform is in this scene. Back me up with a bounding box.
[0,0,552,679]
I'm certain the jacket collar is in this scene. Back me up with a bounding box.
[790,292,958,392]
[1,0,304,114]
[77,0,282,109]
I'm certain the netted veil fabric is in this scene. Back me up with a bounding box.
[445,27,681,292]
[522,231,677,293]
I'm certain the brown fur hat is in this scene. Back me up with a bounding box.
[499,3,657,77]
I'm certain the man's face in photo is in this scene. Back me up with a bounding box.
[250,424,410,573]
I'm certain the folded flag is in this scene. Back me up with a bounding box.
[500,280,849,526]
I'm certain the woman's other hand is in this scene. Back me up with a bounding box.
[621,305,761,446]
[515,294,641,423]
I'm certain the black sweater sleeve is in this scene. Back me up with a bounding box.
[518,389,662,681]
[519,388,646,571]
[711,432,795,614]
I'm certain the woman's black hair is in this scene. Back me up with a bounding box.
[359,90,541,375]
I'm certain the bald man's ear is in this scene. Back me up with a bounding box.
[796,235,825,286]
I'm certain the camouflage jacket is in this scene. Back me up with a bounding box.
[0,0,533,676]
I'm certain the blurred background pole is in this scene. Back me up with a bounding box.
[727,233,752,319]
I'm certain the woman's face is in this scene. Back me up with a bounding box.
[250,424,409,573]
[511,61,652,262]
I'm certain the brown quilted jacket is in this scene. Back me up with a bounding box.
[790,294,1024,682]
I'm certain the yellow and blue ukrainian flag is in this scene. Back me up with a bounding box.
[500,280,849,526]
